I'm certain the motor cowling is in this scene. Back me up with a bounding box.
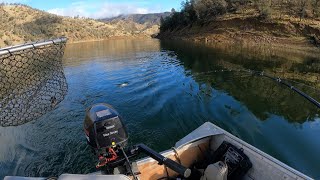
[84,103,128,150]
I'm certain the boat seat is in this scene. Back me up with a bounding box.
[200,161,228,180]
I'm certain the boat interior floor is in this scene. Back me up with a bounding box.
[136,135,252,180]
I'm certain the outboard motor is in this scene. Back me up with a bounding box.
[84,103,191,179]
[84,103,128,168]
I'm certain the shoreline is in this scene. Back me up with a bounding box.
[0,35,154,47]
[158,32,320,54]
[67,35,153,45]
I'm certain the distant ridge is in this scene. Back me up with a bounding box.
[100,12,171,26]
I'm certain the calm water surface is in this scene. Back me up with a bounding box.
[0,39,320,178]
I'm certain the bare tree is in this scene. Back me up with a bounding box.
[298,0,308,20]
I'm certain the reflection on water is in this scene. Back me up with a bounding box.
[160,40,320,123]
[0,38,320,179]
[63,39,161,66]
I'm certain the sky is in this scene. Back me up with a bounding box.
[0,0,181,18]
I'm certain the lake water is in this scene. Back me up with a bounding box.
[0,39,320,179]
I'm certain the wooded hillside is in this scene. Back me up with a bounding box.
[159,0,320,47]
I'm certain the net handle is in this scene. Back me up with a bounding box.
[0,37,68,56]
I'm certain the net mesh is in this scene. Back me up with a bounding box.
[0,38,68,127]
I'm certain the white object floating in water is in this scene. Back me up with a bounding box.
[117,82,129,88]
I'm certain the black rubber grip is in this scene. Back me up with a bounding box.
[162,156,191,178]
[137,144,191,178]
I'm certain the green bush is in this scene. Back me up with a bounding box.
[259,5,272,19]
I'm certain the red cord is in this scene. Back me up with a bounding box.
[96,148,118,168]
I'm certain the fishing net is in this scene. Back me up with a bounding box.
[0,38,68,127]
